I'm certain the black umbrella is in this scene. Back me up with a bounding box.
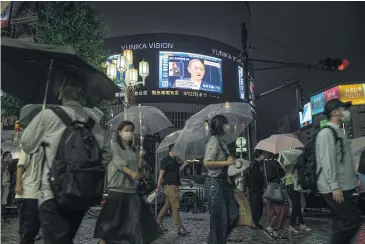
[1,38,120,107]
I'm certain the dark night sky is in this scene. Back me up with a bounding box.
[90,1,365,138]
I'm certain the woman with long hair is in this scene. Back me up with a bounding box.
[204,115,239,244]
[1,151,12,223]
[94,121,161,244]
[263,152,287,240]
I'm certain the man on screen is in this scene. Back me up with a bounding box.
[173,59,207,90]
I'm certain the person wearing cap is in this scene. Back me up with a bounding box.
[315,98,360,244]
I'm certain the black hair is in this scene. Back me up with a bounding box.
[254,150,262,159]
[2,151,11,159]
[210,115,228,137]
[115,120,136,151]
[168,144,175,152]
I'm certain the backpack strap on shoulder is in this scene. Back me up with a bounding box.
[50,107,73,126]
[85,118,95,130]
[322,125,345,163]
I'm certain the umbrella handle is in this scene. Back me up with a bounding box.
[42,59,54,111]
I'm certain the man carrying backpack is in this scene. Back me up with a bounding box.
[315,98,360,244]
[20,70,112,244]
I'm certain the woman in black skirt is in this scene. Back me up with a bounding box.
[94,121,162,244]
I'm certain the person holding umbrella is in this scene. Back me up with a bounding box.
[204,115,239,244]
[20,70,113,244]
[94,121,162,244]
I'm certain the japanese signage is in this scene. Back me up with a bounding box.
[152,90,179,96]
[324,86,340,102]
[310,92,326,116]
[338,83,365,105]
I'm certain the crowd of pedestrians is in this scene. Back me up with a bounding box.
[0,68,361,244]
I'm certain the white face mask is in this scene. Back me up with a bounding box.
[121,131,133,141]
[223,124,230,133]
[341,110,351,123]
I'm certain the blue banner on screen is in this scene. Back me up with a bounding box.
[159,51,222,93]
[299,102,313,128]
[310,92,326,116]
[238,66,244,100]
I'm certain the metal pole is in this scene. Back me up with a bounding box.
[154,142,159,217]
[241,22,252,162]
[42,59,54,111]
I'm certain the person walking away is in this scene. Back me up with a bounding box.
[94,121,162,244]
[156,144,190,235]
[20,70,112,244]
[1,151,12,223]
[204,115,239,244]
[284,163,311,235]
[247,150,264,229]
[263,152,287,240]
[316,99,360,244]
[15,149,43,244]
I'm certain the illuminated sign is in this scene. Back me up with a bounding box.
[152,90,179,96]
[1,1,11,28]
[299,102,313,128]
[310,92,326,116]
[324,86,340,101]
[339,83,365,105]
[121,43,174,50]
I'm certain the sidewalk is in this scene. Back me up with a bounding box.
[1,212,364,244]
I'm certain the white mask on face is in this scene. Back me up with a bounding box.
[341,110,351,123]
[223,124,230,133]
[121,131,133,141]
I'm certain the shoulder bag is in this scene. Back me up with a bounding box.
[263,160,284,203]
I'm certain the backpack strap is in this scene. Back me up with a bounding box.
[86,118,95,130]
[322,126,345,163]
[50,107,72,126]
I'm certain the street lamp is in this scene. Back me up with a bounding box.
[106,50,149,108]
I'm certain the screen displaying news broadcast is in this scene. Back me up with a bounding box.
[159,51,222,93]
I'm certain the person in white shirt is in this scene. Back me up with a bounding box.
[15,148,43,244]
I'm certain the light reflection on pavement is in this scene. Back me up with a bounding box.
[1,213,364,244]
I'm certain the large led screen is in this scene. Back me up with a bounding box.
[159,51,222,93]
[299,102,313,128]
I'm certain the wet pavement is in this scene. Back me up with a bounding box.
[2,212,364,244]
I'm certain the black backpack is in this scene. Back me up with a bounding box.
[46,107,105,210]
[293,126,344,193]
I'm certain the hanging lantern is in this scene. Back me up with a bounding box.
[117,55,126,71]
[126,68,138,85]
[139,60,149,85]
[123,49,133,65]
[107,63,117,80]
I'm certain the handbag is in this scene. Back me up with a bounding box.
[263,161,284,203]
[137,175,156,196]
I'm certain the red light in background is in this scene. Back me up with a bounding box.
[338,59,349,71]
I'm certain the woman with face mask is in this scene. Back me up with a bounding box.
[203,115,239,244]
[94,121,161,244]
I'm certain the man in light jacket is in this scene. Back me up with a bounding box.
[315,99,360,244]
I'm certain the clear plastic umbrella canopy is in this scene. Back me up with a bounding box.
[173,102,253,161]
[19,104,105,125]
[157,130,206,160]
[107,105,173,136]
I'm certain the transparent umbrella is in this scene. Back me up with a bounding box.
[157,130,206,160]
[19,104,105,125]
[173,102,253,161]
[107,105,173,137]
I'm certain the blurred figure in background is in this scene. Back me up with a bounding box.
[156,144,190,235]
[263,152,287,240]
[247,150,264,229]
[284,163,311,235]
[15,149,43,244]
[1,151,12,223]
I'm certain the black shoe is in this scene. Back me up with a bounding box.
[255,223,264,229]
[35,234,41,240]
[177,227,190,236]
